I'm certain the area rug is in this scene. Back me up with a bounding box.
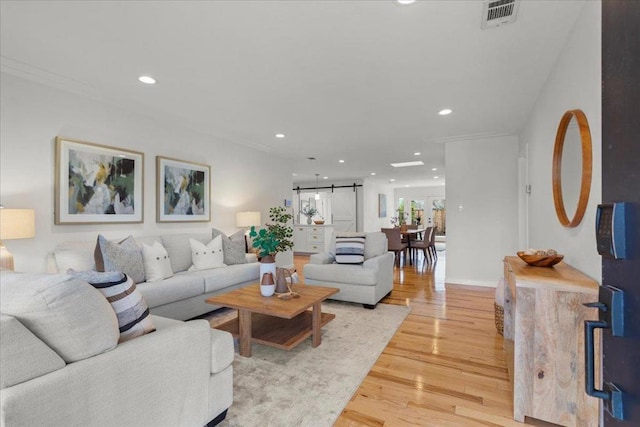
[205,300,410,427]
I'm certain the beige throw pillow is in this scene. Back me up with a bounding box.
[142,241,174,282]
[188,236,226,271]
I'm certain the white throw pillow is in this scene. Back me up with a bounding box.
[189,236,226,271]
[142,241,174,282]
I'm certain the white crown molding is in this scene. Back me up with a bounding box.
[423,131,513,145]
[1,56,103,100]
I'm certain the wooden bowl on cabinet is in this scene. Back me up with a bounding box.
[517,251,564,267]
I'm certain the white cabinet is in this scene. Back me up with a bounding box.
[293,225,333,254]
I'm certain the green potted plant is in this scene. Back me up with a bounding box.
[300,205,318,224]
[249,206,294,258]
[249,207,294,291]
[249,206,293,290]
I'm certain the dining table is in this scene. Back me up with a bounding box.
[400,228,426,265]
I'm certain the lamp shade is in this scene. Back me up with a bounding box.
[0,209,35,240]
[235,211,261,228]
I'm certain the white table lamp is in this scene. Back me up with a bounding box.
[0,208,35,271]
[236,211,262,229]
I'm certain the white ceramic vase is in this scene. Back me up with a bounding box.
[259,255,277,287]
[260,284,276,297]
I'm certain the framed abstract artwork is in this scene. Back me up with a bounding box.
[378,193,387,218]
[55,137,144,224]
[156,156,211,222]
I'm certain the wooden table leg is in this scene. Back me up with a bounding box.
[312,302,321,347]
[238,309,252,357]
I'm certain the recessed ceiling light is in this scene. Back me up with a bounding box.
[434,176,439,179]
[414,152,421,156]
[432,168,438,171]
[292,173,297,176]
[371,172,376,176]
[138,75,156,85]
[338,159,345,163]
[389,178,395,182]
[323,176,328,179]
[438,109,452,116]
[390,161,424,168]
[275,133,285,138]
[395,0,416,5]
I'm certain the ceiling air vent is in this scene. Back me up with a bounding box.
[481,0,520,29]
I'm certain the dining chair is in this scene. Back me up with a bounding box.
[427,226,438,262]
[381,228,408,267]
[411,226,432,263]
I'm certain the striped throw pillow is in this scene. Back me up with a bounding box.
[335,233,366,264]
[68,270,155,343]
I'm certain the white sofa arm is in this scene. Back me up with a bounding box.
[363,252,394,270]
[309,252,335,265]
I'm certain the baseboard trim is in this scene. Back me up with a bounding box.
[445,278,497,288]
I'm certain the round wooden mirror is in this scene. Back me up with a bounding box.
[552,109,592,227]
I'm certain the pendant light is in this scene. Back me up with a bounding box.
[314,174,320,200]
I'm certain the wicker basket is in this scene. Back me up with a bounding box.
[494,302,504,336]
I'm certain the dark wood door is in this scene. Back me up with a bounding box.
[602,1,640,424]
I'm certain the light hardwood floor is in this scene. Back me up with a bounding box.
[294,251,552,427]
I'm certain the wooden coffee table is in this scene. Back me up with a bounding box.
[205,284,339,357]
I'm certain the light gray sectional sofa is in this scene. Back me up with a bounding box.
[0,271,234,427]
[0,231,261,425]
[48,232,260,321]
[303,231,394,308]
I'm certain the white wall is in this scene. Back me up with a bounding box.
[362,179,394,232]
[0,73,293,272]
[520,1,601,281]
[445,135,520,286]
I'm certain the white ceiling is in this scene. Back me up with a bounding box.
[0,0,586,187]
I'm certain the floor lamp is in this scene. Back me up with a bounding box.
[235,211,262,253]
[0,208,35,271]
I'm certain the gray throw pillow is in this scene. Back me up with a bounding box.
[212,228,247,265]
[95,235,145,284]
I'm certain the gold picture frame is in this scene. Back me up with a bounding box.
[156,156,211,223]
[54,136,144,224]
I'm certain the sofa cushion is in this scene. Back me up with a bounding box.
[303,263,378,286]
[142,241,174,282]
[0,314,66,388]
[68,270,156,343]
[335,233,366,264]
[0,271,119,363]
[161,233,211,273]
[188,236,226,271]
[186,262,260,293]
[136,274,205,308]
[212,228,248,265]
[364,232,388,259]
[95,235,145,284]
[53,241,96,272]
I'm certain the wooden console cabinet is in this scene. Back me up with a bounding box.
[503,256,600,426]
